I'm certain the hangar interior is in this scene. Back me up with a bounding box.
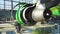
[0,0,60,34]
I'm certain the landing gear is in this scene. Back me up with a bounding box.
[15,22,22,34]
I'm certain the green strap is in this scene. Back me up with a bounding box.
[16,4,26,25]
[50,5,60,16]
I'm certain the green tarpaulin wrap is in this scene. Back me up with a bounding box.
[50,5,60,16]
[16,4,26,25]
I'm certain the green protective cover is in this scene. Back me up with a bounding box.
[16,4,26,25]
[50,5,60,16]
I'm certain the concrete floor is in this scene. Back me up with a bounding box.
[0,23,60,34]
